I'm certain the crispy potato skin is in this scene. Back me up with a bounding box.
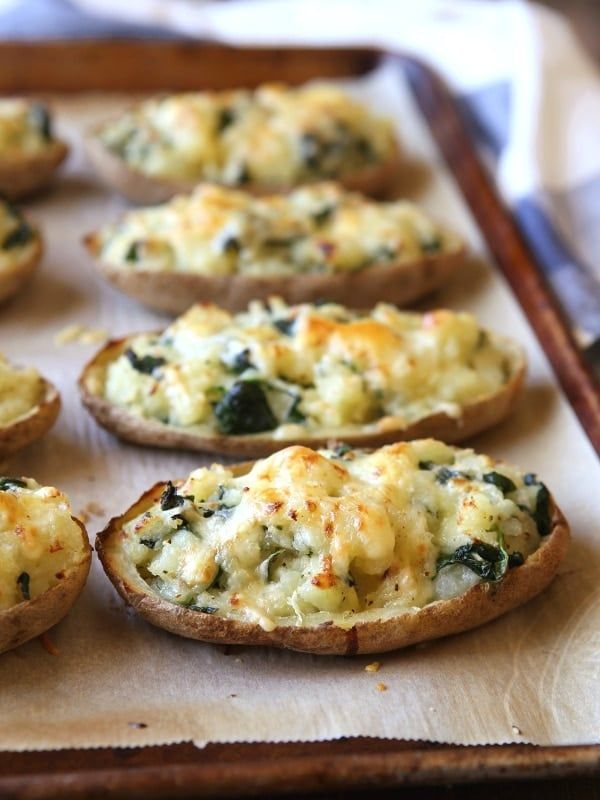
[85,131,402,204]
[0,235,43,305]
[78,334,525,458]
[0,520,91,654]
[0,378,61,459]
[84,231,466,314]
[0,141,68,200]
[96,476,570,655]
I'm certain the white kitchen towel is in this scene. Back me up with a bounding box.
[1,0,600,347]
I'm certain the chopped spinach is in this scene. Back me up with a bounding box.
[214,380,277,435]
[229,348,254,374]
[220,235,241,255]
[232,163,250,186]
[273,318,295,336]
[312,205,335,226]
[140,537,158,550]
[299,132,322,170]
[420,235,442,253]
[3,220,34,250]
[532,483,552,536]
[437,539,509,582]
[217,107,236,133]
[0,477,27,491]
[523,473,538,486]
[418,460,435,471]
[29,103,52,140]
[124,241,141,262]
[508,552,525,567]
[483,471,517,494]
[17,571,30,601]
[436,466,466,484]
[125,348,166,375]
[196,606,218,614]
[285,394,305,424]
[160,481,185,511]
[331,442,352,459]
[202,509,215,519]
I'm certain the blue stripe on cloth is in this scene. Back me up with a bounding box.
[458,82,511,157]
[0,0,181,39]
[514,195,600,342]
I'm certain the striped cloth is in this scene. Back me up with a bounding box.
[2,0,599,361]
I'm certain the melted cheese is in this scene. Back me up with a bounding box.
[0,478,84,610]
[0,99,55,156]
[96,182,459,277]
[0,354,43,426]
[99,83,396,185]
[122,440,545,630]
[102,300,516,435]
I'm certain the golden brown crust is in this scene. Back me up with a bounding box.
[78,333,525,458]
[0,378,61,459]
[84,231,465,314]
[0,520,91,654]
[0,235,43,305]
[0,141,68,200]
[96,478,570,655]
[85,130,402,204]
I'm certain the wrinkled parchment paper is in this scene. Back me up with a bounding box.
[0,62,599,751]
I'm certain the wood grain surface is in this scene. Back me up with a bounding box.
[0,40,598,799]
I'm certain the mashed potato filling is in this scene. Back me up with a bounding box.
[0,354,44,426]
[99,83,396,185]
[0,478,84,610]
[123,440,549,630]
[102,300,516,436]
[96,183,459,277]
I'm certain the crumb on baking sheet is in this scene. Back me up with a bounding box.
[54,324,108,346]
[376,682,388,692]
[511,724,522,736]
[365,661,381,672]
[39,632,59,656]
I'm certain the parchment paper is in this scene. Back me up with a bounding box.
[0,61,598,750]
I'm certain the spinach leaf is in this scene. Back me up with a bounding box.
[0,478,27,491]
[532,483,552,536]
[230,348,254,374]
[160,481,184,511]
[437,539,509,582]
[483,471,517,494]
[285,395,305,424]
[312,205,335,226]
[214,380,277,435]
[125,348,166,375]
[272,318,295,336]
[418,460,435,471]
[29,103,52,140]
[436,466,466,484]
[220,235,241,255]
[140,537,159,550]
[3,220,34,250]
[17,571,30,601]
[217,107,235,133]
[420,235,442,253]
[331,442,352,459]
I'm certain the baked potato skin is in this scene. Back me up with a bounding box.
[0,520,91,654]
[0,378,60,459]
[0,235,43,305]
[84,232,466,314]
[0,141,68,200]
[78,335,525,458]
[96,480,569,656]
[85,133,402,204]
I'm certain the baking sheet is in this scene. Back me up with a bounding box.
[0,61,599,750]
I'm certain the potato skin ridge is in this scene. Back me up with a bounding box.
[78,333,525,458]
[0,140,68,200]
[0,519,91,655]
[96,476,570,656]
[0,235,43,305]
[0,377,60,459]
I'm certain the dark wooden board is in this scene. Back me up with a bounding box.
[0,40,598,798]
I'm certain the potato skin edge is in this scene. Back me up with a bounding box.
[0,519,91,654]
[0,378,61,459]
[0,141,68,200]
[96,480,570,655]
[0,234,43,305]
